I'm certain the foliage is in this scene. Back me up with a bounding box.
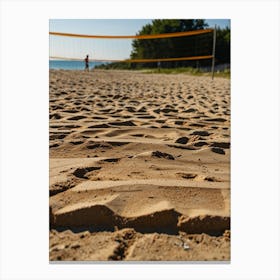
[215,26,230,64]
[130,19,212,68]
[96,20,230,70]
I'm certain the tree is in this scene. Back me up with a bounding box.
[215,26,230,65]
[130,19,210,68]
[96,20,231,70]
[130,19,230,69]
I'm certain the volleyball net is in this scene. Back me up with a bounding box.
[49,28,215,66]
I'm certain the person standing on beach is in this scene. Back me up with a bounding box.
[85,54,89,71]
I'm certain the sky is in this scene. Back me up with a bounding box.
[49,19,230,61]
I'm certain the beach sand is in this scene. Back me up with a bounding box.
[49,69,230,261]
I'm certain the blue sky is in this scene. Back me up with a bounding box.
[49,19,230,61]
[205,19,230,29]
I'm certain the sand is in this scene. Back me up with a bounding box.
[49,69,230,261]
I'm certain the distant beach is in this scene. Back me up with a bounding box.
[49,60,107,70]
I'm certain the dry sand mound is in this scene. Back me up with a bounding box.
[51,198,229,235]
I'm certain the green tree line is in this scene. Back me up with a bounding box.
[96,19,230,70]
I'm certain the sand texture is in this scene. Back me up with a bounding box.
[49,69,230,261]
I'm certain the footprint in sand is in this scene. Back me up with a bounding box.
[204,176,222,182]
[86,142,112,150]
[184,108,197,113]
[49,143,60,149]
[137,115,156,119]
[70,141,84,145]
[175,137,189,144]
[211,147,226,155]
[151,151,175,160]
[177,173,197,179]
[192,131,211,137]
[101,158,121,163]
[88,124,111,128]
[193,141,208,147]
[174,121,184,125]
[67,115,87,121]
[205,117,227,122]
[109,121,136,127]
[73,166,102,179]
[50,113,62,120]
[49,133,67,140]
[63,109,79,113]
[210,142,230,149]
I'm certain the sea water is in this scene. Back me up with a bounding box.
[49,60,107,70]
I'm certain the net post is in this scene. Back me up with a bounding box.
[211,25,217,80]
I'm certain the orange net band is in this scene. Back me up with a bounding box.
[50,55,213,63]
[49,29,213,40]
